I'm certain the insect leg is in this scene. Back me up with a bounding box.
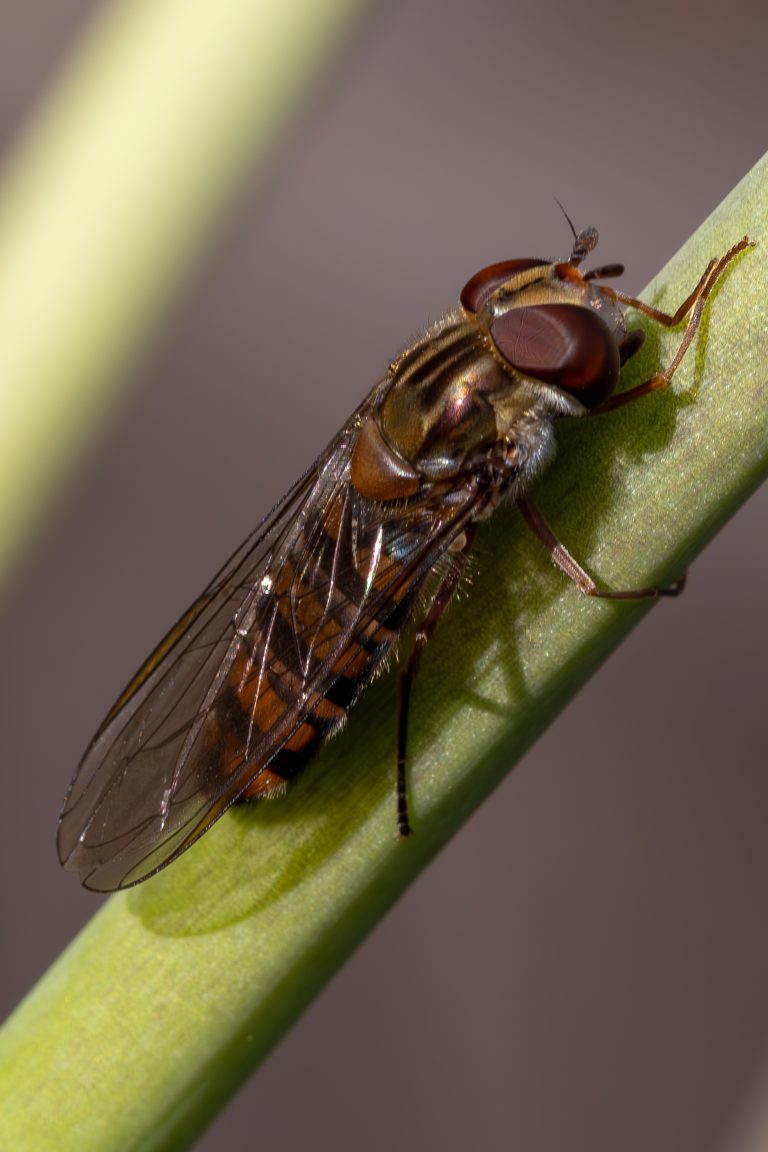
[595,236,752,413]
[396,526,477,837]
[518,495,685,600]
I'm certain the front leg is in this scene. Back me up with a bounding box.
[595,236,752,414]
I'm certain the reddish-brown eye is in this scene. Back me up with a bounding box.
[460,258,549,314]
[490,303,619,408]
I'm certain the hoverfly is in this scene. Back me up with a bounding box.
[57,225,750,891]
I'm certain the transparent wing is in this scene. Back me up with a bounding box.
[58,412,483,890]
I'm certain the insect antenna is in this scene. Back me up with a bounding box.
[554,197,598,265]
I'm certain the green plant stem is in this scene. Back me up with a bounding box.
[1,145,766,1149]
[0,0,365,594]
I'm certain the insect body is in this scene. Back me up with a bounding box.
[57,228,750,890]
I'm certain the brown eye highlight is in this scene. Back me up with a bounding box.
[490,302,620,408]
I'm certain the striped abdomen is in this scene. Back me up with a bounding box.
[205,481,440,800]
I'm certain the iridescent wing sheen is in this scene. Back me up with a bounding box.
[58,410,482,891]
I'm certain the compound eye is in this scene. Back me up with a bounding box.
[460,258,549,313]
[490,302,620,409]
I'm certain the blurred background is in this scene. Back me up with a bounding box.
[0,1,767,1150]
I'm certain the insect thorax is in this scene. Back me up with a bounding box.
[374,309,581,491]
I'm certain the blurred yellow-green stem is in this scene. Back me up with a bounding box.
[0,153,765,1152]
[0,0,366,593]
